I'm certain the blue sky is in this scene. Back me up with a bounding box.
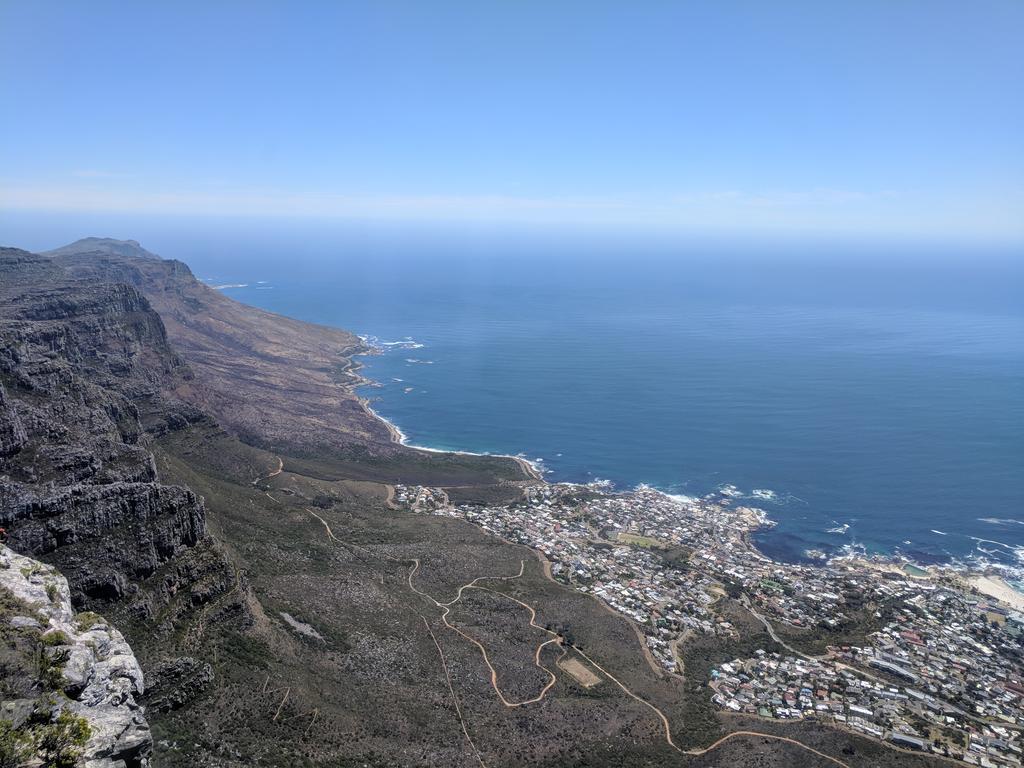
[1,1,1022,241]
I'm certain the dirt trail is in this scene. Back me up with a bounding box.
[533,548,667,680]
[407,560,567,708]
[684,730,852,767]
[306,507,853,767]
[419,615,488,768]
[306,511,566,707]
[252,455,284,486]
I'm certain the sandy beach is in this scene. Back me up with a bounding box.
[970,575,1024,612]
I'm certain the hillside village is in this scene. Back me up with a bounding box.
[394,482,1024,766]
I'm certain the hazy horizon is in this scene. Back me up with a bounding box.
[3,1,1023,243]
[3,210,1024,264]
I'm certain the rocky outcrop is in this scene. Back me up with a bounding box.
[2,482,206,602]
[143,657,214,713]
[0,280,189,397]
[0,545,152,768]
[0,383,26,457]
[0,246,244,674]
[0,247,248,766]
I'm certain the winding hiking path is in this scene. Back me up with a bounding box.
[419,615,488,768]
[407,559,567,708]
[252,455,284,486]
[305,506,856,767]
[684,730,852,767]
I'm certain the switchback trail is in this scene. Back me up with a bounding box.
[407,559,567,708]
[306,507,854,767]
[252,455,284,486]
[305,512,568,709]
[305,509,489,761]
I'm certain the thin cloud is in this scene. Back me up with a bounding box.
[70,169,133,179]
[671,189,898,208]
[0,183,626,220]
[0,181,1020,240]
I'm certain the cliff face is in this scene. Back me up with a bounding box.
[0,383,27,457]
[1,545,151,768]
[3,483,205,601]
[0,249,251,750]
[0,249,212,612]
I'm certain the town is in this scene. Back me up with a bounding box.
[393,481,1024,766]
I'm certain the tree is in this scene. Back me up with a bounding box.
[723,580,744,600]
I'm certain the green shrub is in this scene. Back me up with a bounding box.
[74,612,103,631]
[36,636,71,691]
[34,710,91,768]
[0,719,33,768]
[40,632,69,647]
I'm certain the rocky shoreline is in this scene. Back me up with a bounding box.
[354,339,543,482]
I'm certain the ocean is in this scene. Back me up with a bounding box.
[12,222,1024,569]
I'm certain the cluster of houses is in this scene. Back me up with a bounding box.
[714,562,1024,764]
[714,639,1022,764]
[392,481,1024,765]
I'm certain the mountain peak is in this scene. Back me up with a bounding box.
[42,237,162,260]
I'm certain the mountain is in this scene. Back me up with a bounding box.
[42,237,163,261]
[45,238,528,488]
[0,246,233,768]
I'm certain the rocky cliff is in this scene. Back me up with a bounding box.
[1,544,151,767]
[0,247,244,765]
[48,243,390,458]
[0,248,213,609]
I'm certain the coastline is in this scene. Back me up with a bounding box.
[366,400,544,482]
[351,345,543,482]
[352,337,1024,603]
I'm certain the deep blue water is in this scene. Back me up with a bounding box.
[5,221,1023,567]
